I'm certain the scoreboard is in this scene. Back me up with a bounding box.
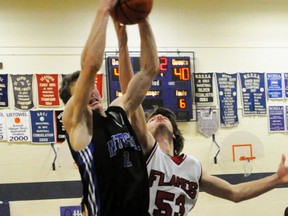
[106,56,193,121]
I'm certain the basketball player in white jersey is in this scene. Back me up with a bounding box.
[117,29,288,216]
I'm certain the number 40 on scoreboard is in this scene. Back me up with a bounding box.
[106,56,193,121]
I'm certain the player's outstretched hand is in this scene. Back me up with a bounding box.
[276,154,288,184]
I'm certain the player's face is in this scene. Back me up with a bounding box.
[147,114,173,135]
[70,82,102,110]
[89,86,102,110]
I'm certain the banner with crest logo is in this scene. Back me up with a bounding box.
[30,110,55,143]
[239,72,267,115]
[216,73,238,127]
[6,110,31,142]
[36,74,60,107]
[11,74,34,110]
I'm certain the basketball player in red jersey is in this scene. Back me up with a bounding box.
[59,0,159,215]
[117,24,288,216]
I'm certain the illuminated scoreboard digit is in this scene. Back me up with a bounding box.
[106,56,193,121]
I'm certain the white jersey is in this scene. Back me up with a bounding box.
[146,143,202,216]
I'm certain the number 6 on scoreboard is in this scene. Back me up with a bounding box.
[178,98,187,109]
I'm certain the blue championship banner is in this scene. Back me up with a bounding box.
[11,74,34,110]
[30,110,55,143]
[194,73,214,103]
[285,73,288,99]
[239,72,267,115]
[266,72,283,99]
[0,74,9,108]
[268,105,285,132]
[286,106,288,131]
[55,110,66,143]
[216,73,238,127]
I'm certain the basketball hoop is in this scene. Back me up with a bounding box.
[239,156,256,162]
[218,131,264,177]
[239,155,256,177]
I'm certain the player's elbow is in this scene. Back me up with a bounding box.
[81,54,102,74]
[152,58,160,75]
[231,196,242,203]
[146,60,160,78]
[228,189,245,203]
[220,193,241,203]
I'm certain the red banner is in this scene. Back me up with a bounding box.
[36,74,60,107]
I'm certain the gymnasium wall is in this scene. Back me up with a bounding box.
[0,0,287,215]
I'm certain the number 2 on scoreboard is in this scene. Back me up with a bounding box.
[159,57,168,71]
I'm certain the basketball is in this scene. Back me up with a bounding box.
[114,0,153,25]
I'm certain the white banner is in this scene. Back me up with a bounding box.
[0,110,7,141]
[6,110,31,142]
[197,106,219,137]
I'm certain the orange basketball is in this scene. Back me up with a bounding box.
[114,0,153,25]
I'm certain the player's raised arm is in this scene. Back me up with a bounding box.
[62,1,116,151]
[113,21,133,93]
[113,18,155,154]
[120,18,159,116]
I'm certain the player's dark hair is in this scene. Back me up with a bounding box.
[59,70,80,104]
[147,107,184,156]
[285,207,288,216]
